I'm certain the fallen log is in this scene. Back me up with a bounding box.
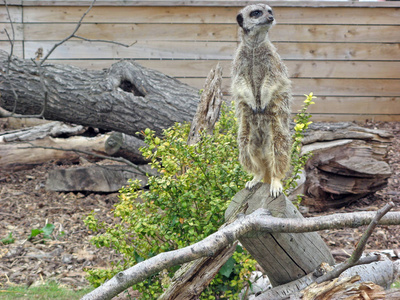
[301,122,393,211]
[0,121,85,143]
[257,258,399,299]
[104,132,147,164]
[46,164,152,192]
[0,50,199,136]
[0,134,110,170]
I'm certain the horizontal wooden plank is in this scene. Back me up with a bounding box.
[180,78,400,97]
[0,6,22,23]
[18,1,400,8]
[292,96,400,115]
[48,59,400,79]
[300,114,400,123]
[286,61,400,79]
[22,6,400,25]
[0,41,23,57]
[23,6,239,24]
[276,42,400,61]
[291,78,400,97]
[275,7,400,25]
[24,40,236,60]
[0,23,24,41]
[23,23,235,42]
[24,41,400,61]
[22,23,400,43]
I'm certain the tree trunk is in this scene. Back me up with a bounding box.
[301,122,392,211]
[0,50,199,136]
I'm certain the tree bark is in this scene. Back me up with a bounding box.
[187,63,223,145]
[0,50,199,136]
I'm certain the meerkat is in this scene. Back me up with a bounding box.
[231,4,292,197]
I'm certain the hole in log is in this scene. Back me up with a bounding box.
[119,80,145,97]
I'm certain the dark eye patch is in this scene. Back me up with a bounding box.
[250,10,263,18]
[268,9,273,15]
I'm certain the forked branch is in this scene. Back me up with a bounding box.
[82,205,400,300]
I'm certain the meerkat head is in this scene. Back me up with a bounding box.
[236,4,275,36]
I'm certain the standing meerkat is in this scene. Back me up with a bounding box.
[231,3,292,197]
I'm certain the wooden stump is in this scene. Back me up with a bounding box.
[225,183,335,287]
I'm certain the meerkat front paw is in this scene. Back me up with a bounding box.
[270,177,283,197]
[245,175,263,189]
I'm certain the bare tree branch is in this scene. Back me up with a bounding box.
[40,0,135,66]
[40,0,97,65]
[82,207,400,300]
[315,201,395,284]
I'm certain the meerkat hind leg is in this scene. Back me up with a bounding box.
[270,177,283,198]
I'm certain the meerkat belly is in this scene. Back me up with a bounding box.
[248,112,273,154]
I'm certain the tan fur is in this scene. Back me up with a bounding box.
[231,4,292,196]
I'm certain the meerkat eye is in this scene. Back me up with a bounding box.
[250,10,263,18]
[268,9,273,15]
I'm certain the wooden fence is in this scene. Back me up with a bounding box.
[1,0,400,121]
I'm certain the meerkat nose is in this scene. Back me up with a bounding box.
[268,16,274,22]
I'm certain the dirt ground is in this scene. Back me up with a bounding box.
[0,121,399,291]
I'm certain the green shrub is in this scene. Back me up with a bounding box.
[84,94,315,299]
[85,104,255,299]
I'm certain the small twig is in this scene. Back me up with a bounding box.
[18,144,147,176]
[315,201,395,284]
[39,0,135,66]
[74,35,137,48]
[2,0,18,116]
[40,0,98,65]
[3,0,15,71]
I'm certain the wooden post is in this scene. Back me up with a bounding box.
[225,183,335,287]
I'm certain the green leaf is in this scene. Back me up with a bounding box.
[219,256,235,278]
[28,228,43,240]
[1,232,15,245]
[41,223,55,239]
[28,223,55,240]
[134,250,145,263]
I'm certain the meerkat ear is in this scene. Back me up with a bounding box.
[236,13,244,28]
